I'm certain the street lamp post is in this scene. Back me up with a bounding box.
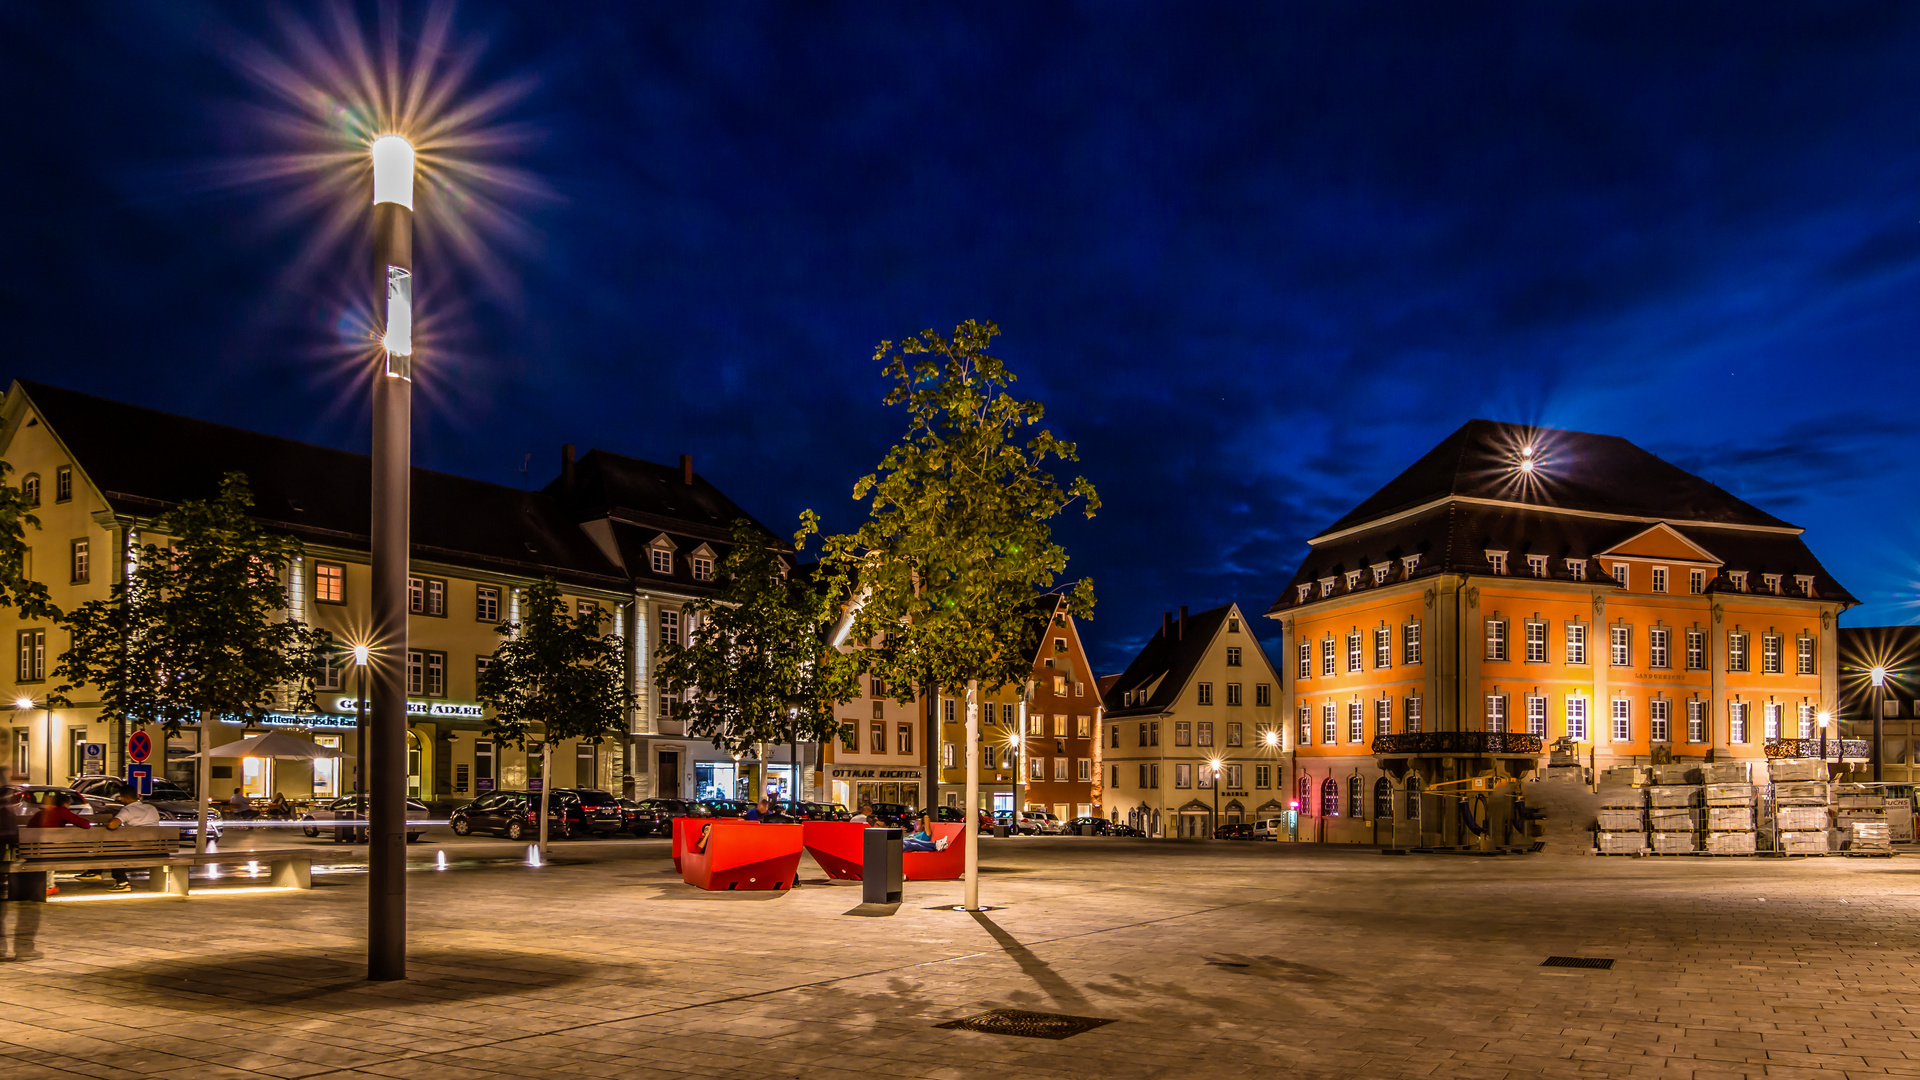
[1817,710,1830,773]
[1871,667,1889,784]
[368,134,414,982]
[14,697,46,785]
[353,645,369,796]
[1208,757,1223,838]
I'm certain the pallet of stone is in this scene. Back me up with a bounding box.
[1599,765,1650,789]
[1772,781,1829,805]
[1597,808,1645,831]
[1846,821,1892,855]
[1704,783,1753,806]
[1596,830,1649,855]
[1706,805,1754,830]
[1647,785,1701,808]
[1646,806,1699,831]
[1703,830,1756,856]
[1890,804,1914,843]
[1779,830,1830,856]
[1835,810,1886,833]
[1833,784,1886,810]
[1704,762,1752,784]
[1775,805,1829,831]
[1651,764,1702,785]
[1650,830,1699,855]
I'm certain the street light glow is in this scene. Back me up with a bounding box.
[352,644,370,666]
[371,135,416,209]
[13,697,30,710]
[1818,711,1831,729]
[1263,730,1279,748]
[1871,665,1889,688]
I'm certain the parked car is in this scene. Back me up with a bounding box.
[7,785,120,825]
[1214,822,1257,840]
[551,788,624,837]
[68,776,223,840]
[1251,817,1287,841]
[1014,810,1062,835]
[697,798,751,819]
[619,797,707,837]
[299,794,431,842]
[923,806,998,832]
[865,802,915,827]
[1063,816,1114,836]
[1111,823,1147,838]
[449,790,598,840]
[805,801,851,822]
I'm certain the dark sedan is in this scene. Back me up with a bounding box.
[1214,822,1257,840]
[619,797,709,837]
[697,798,751,818]
[1063,816,1115,836]
[551,788,624,837]
[450,790,597,840]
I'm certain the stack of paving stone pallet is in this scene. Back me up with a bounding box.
[1646,764,1703,855]
[1769,757,1830,856]
[1702,761,1757,855]
[1834,783,1891,855]
[1595,766,1649,854]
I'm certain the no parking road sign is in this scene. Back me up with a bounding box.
[127,730,152,763]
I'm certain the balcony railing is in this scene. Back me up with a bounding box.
[1763,737,1870,762]
[1370,732,1544,756]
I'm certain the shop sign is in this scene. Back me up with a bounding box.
[222,712,358,730]
[333,697,484,719]
[827,767,924,780]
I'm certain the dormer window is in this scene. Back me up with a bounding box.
[1297,583,1312,604]
[689,543,716,582]
[1485,550,1508,576]
[1567,558,1587,581]
[1319,577,1337,598]
[1527,555,1548,578]
[1371,562,1391,585]
[1345,570,1363,590]
[1611,563,1629,587]
[649,534,677,575]
[1727,571,1747,593]
[1762,573,1782,595]
[1795,575,1815,598]
[1227,616,1241,633]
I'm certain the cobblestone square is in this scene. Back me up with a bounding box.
[5,838,1918,1079]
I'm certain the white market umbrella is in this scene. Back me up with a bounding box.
[185,730,344,760]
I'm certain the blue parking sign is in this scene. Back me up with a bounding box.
[126,763,153,796]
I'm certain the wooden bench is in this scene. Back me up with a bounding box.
[3,828,312,900]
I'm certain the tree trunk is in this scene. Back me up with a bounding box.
[963,678,981,910]
[924,680,939,812]
[790,737,799,810]
[195,708,213,855]
[537,741,551,862]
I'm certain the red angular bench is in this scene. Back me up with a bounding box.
[801,821,966,881]
[673,818,803,892]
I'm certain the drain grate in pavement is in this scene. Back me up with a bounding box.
[935,1009,1116,1040]
[1541,956,1614,970]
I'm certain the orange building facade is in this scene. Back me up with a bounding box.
[1269,421,1854,845]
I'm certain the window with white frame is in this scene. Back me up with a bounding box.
[1321,577,1337,598]
[1196,682,1214,706]
[1321,703,1336,744]
[1763,573,1782,595]
[1485,618,1508,662]
[1174,721,1191,746]
[1404,621,1422,665]
[691,555,713,581]
[660,608,681,646]
[1649,627,1669,669]
[1610,698,1630,742]
[1727,570,1747,592]
[1321,636,1336,677]
[1255,764,1271,789]
[1526,694,1546,736]
[1298,706,1311,745]
[1763,702,1782,740]
[1297,583,1312,604]
[1347,701,1364,743]
[1611,563,1629,587]
[1255,683,1271,706]
[1402,554,1420,576]
[1374,627,1391,668]
[1485,694,1507,733]
[1567,559,1587,581]
[1197,721,1214,746]
[1347,632,1362,672]
[1729,701,1748,743]
[1610,625,1631,668]
[1796,635,1815,675]
[1795,574,1816,597]
[1687,699,1706,743]
[1486,550,1508,575]
[1565,622,1587,665]
[1298,640,1312,680]
[1565,696,1588,741]
[1346,570,1363,591]
[1686,629,1705,671]
[1527,554,1549,578]
[1375,696,1391,737]
[1690,568,1705,594]
[1650,699,1670,743]
[1728,632,1748,672]
[1078,758,1091,782]
[1762,633,1782,674]
[1797,702,1815,738]
[1225,682,1242,706]
[651,545,673,574]
[1651,566,1668,593]
[1226,646,1243,667]
[1372,563,1391,585]
[1524,619,1546,663]
[1405,695,1423,733]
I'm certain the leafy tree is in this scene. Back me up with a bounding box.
[653,519,860,804]
[53,474,333,850]
[0,460,55,622]
[812,319,1097,903]
[475,578,635,852]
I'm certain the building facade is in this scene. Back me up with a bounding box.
[1101,603,1283,837]
[1268,421,1854,844]
[1835,626,1918,781]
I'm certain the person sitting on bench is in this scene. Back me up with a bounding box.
[102,786,161,892]
[901,817,950,853]
[31,791,91,830]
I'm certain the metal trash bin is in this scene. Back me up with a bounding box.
[862,827,902,904]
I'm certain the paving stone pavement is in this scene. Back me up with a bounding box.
[3,837,1918,1079]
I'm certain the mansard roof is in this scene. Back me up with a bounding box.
[1101,603,1236,718]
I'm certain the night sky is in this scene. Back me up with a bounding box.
[6,3,1920,672]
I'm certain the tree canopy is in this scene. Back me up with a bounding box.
[475,578,634,750]
[654,519,860,756]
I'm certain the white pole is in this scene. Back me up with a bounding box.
[196,709,212,855]
[537,741,552,861]
[963,678,981,910]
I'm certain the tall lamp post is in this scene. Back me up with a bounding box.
[368,134,414,982]
[1871,666,1889,784]
[1817,710,1830,773]
[353,644,369,795]
[1207,756,1223,838]
[14,697,48,786]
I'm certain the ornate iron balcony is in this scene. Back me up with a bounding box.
[1763,737,1870,762]
[1370,731,1544,756]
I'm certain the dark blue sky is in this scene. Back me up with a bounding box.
[6,3,1920,672]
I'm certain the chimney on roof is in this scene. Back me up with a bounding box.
[1162,611,1173,639]
[1179,606,1188,639]
[560,444,576,504]
[680,453,694,485]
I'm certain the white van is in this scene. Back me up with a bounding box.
[1252,817,1287,841]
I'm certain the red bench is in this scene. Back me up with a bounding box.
[673,818,803,891]
[800,821,966,881]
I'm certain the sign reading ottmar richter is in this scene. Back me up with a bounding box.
[828,767,924,780]
[334,698,485,719]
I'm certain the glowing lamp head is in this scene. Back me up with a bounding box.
[1519,458,1536,474]
[1818,711,1831,729]
[1263,730,1280,748]
[371,136,416,210]
[12,697,30,710]
[1871,665,1889,688]
[352,644,370,667]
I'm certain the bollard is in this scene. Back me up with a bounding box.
[862,827,902,904]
